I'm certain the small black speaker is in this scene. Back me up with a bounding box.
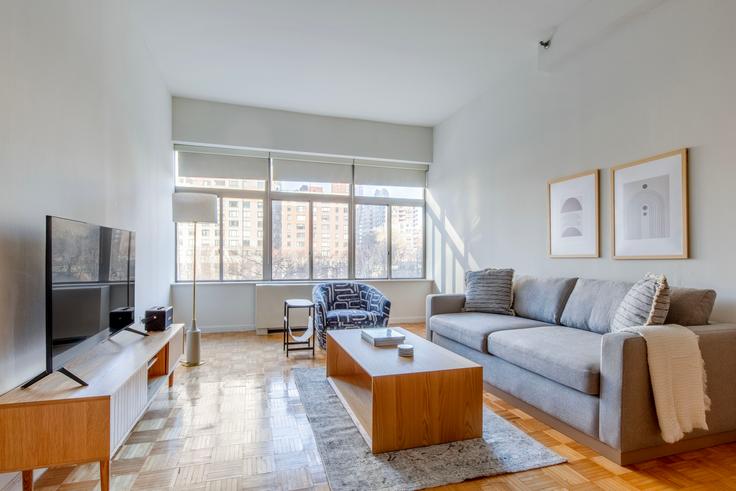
[110,307,135,331]
[144,306,173,332]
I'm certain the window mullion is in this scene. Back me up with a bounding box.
[422,201,427,279]
[348,162,355,280]
[219,197,224,281]
[174,222,179,281]
[387,204,392,280]
[264,155,273,281]
[308,201,314,280]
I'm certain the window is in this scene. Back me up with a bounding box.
[271,157,351,195]
[176,219,220,281]
[354,184,424,200]
[391,206,424,278]
[175,148,426,282]
[312,202,349,279]
[176,150,266,191]
[355,204,388,279]
[223,198,263,280]
[272,200,310,280]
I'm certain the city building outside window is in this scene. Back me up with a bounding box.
[175,148,426,282]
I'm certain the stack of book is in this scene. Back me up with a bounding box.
[361,327,405,347]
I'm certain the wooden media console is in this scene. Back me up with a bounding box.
[0,324,184,491]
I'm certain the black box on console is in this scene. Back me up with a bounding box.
[144,306,173,332]
[110,307,135,331]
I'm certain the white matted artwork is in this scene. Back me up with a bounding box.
[612,149,688,259]
[548,170,599,257]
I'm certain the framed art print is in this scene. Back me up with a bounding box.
[611,148,688,259]
[548,169,599,258]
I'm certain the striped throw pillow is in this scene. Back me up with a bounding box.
[463,268,515,315]
[611,273,671,332]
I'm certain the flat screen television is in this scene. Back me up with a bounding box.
[45,216,136,374]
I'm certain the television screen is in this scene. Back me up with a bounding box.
[47,216,135,370]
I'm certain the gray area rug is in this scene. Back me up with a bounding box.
[293,367,565,491]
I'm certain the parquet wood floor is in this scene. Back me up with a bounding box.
[29,324,736,490]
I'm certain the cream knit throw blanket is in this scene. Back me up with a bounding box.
[622,324,711,443]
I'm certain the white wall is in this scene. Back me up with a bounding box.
[173,97,433,163]
[171,283,256,332]
[171,280,432,333]
[428,0,736,321]
[0,0,174,404]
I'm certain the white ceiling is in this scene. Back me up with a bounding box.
[131,0,588,126]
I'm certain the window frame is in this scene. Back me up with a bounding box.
[174,152,426,283]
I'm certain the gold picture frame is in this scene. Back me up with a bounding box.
[547,169,600,258]
[611,148,688,259]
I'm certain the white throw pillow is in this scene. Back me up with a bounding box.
[611,273,671,332]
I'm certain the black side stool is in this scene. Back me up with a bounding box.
[283,298,315,357]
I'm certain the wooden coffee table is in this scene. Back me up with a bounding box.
[326,327,483,453]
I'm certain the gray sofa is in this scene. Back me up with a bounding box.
[426,276,736,465]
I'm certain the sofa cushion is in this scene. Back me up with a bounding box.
[488,326,602,395]
[560,278,634,334]
[666,287,717,326]
[429,313,551,353]
[513,276,578,324]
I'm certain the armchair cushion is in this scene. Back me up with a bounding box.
[325,309,381,328]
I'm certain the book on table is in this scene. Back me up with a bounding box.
[360,327,405,347]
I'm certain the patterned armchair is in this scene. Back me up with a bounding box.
[312,282,391,349]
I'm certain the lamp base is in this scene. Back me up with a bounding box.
[180,360,206,367]
[183,321,203,366]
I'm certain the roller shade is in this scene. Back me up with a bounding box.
[272,158,352,183]
[178,151,268,180]
[354,160,427,188]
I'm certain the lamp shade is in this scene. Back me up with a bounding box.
[172,192,218,223]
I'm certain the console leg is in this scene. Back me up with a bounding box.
[99,459,110,491]
[22,470,32,491]
[168,371,174,387]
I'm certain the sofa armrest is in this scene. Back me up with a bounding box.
[425,294,465,340]
[600,323,736,452]
[599,332,658,451]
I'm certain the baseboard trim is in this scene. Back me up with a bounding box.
[486,383,736,465]
[199,324,255,333]
[390,316,425,324]
[255,316,425,335]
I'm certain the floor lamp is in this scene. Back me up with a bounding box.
[172,192,218,366]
